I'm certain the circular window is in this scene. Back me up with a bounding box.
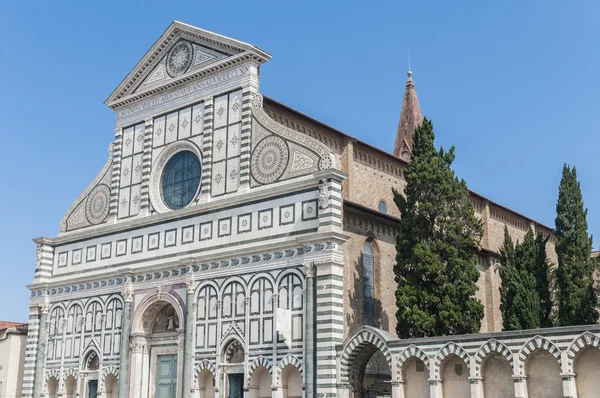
[160,151,201,210]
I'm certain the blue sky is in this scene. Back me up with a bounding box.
[1,1,598,322]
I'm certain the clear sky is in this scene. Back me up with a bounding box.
[1,0,598,322]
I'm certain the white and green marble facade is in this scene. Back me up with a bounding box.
[24,21,600,398]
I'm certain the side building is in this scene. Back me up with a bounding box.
[25,21,600,398]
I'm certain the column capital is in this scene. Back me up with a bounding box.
[122,283,134,302]
[303,262,316,278]
[560,372,576,380]
[39,300,50,314]
[186,274,196,294]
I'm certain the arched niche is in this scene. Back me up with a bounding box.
[525,349,562,398]
[47,376,59,398]
[574,346,600,398]
[440,354,469,398]
[401,357,429,398]
[280,364,302,398]
[248,366,271,398]
[481,353,514,398]
[196,369,215,398]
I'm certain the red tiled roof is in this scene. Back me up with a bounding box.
[0,321,27,331]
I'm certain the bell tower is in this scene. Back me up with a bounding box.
[393,70,423,161]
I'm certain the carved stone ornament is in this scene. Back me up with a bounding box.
[166,40,194,78]
[35,245,44,268]
[39,300,51,314]
[186,275,196,294]
[122,284,134,302]
[303,263,316,278]
[319,179,329,209]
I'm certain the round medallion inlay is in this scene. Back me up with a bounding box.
[85,184,110,225]
[165,40,193,78]
[251,136,289,185]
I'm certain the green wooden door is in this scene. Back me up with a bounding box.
[228,374,243,398]
[88,380,98,398]
[156,354,178,398]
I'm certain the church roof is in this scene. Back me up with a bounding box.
[393,71,423,159]
[0,321,27,331]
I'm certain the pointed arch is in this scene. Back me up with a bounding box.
[518,335,561,373]
[434,342,470,378]
[340,326,393,384]
[566,332,600,372]
[276,354,304,384]
[194,359,217,387]
[247,355,273,383]
[397,345,429,379]
[474,339,514,377]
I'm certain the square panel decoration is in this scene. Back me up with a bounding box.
[131,236,143,254]
[58,252,68,268]
[279,204,295,226]
[148,232,160,251]
[302,199,319,221]
[116,239,127,257]
[200,221,213,241]
[72,249,82,265]
[258,209,273,230]
[237,213,252,234]
[86,246,97,262]
[101,243,112,260]
[218,217,232,237]
[165,229,177,248]
[181,225,195,244]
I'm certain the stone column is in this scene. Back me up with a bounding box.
[271,293,279,398]
[391,381,404,398]
[469,377,483,398]
[32,300,50,398]
[561,373,575,398]
[183,276,196,398]
[304,263,316,398]
[244,296,251,398]
[118,282,134,398]
[513,375,527,398]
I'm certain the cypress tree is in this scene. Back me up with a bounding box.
[534,233,553,328]
[555,164,597,325]
[499,228,541,330]
[393,118,484,338]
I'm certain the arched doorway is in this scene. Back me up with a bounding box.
[221,339,245,398]
[130,293,185,398]
[81,350,100,398]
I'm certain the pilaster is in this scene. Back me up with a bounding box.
[109,127,122,221]
[304,263,316,398]
[513,375,527,398]
[32,299,50,398]
[182,275,196,398]
[118,281,133,398]
[139,117,154,214]
[200,98,214,198]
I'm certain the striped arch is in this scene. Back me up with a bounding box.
[63,368,79,381]
[474,339,514,377]
[397,345,429,380]
[247,356,273,383]
[340,327,392,384]
[566,332,600,373]
[434,342,470,378]
[45,368,60,383]
[276,354,304,384]
[194,359,217,388]
[101,365,119,382]
[518,335,561,373]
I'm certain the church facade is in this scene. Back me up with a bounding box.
[25,22,600,398]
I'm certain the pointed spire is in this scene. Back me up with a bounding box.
[393,70,423,161]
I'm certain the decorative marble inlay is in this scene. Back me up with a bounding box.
[165,40,193,78]
[85,184,110,225]
[251,136,289,185]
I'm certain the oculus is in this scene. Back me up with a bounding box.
[161,150,201,210]
[165,40,193,78]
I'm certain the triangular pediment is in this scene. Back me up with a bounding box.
[105,21,270,109]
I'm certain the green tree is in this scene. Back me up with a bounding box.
[499,229,541,330]
[534,233,553,328]
[555,164,597,325]
[393,118,484,338]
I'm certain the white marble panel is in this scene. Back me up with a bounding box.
[212,127,227,162]
[122,127,134,157]
[228,90,242,125]
[178,107,191,139]
[153,116,166,147]
[263,318,273,343]
[226,157,240,194]
[212,159,226,194]
[131,153,143,185]
[227,123,241,158]
[191,103,204,136]
[118,186,131,219]
[165,112,178,144]
[129,183,141,217]
[120,156,133,187]
[133,123,145,154]
[213,94,228,129]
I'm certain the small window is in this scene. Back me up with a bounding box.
[378,201,387,214]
